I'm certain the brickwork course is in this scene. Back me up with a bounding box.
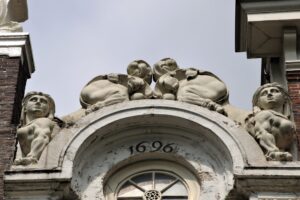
[0,56,29,200]
[287,71,300,159]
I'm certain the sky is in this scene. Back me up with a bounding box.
[23,0,261,117]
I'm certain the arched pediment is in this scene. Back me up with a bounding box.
[57,100,264,199]
[5,100,267,200]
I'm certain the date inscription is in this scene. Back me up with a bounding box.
[129,141,177,155]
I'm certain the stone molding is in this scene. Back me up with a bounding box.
[58,100,267,171]
[235,0,300,58]
[286,60,300,71]
[0,32,34,77]
[250,193,300,200]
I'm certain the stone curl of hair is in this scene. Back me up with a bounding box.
[127,60,152,85]
[153,58,179,82]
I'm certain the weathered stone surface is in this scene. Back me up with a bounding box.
[78,59,252,122]
[80,60,153,115]
[80,74,130,113]
[250,193,300,200]
[6,100,269,199]
[154,58,229,115]
[127,59,153,85]
[153,58,179,82]
[245,83,296,161]
[14,92,61,166]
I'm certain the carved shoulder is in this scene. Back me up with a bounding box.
[253,110,273,121]
[31,118,55,129]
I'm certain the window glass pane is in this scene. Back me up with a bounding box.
[162,181,188,196]
[117,171,189,199]
[131,172,152,191]
[155,173,176,191]
[118,181,144,197]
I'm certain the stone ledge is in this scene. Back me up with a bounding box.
[0,32,35,77]
[236,0,300,58]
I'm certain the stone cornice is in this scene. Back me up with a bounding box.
[236,0,300,58]
[0,32,35,77]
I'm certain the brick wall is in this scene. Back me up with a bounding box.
[0,56,29,200]
[286,71,300,159]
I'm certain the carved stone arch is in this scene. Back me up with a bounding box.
[4,100,266,200]
[57,100,265,199]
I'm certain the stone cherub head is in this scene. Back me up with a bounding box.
[127,60,153,85]
[127,60,153,100]
[153,58,179,82]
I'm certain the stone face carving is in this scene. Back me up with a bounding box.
[127,60,153,100]
[80,60,153,114]
[245,83,296,161]
[153,58,179,82]
[14,92,58,165]
[0,0,28,32]
[154,58,228,115]
[153,58,180,100]
[127,60,152,85]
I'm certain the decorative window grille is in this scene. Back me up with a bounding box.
[117,171,188,200]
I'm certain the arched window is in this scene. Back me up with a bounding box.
[117,171,188,199]
[104,160,200,200]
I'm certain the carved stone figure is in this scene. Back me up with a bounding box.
[245,83,296,161]
[153,58,179,82]
[81,60,153,114]
[0,0,28,32]
[154,58,228,115]
[127,60,153,100]
[14,92,58,165]
[153,58,180,100]
[127,60,153,85]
